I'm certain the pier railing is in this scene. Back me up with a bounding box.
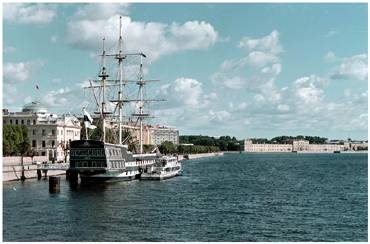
[37,163,69,171]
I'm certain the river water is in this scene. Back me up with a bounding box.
[3,153,368,241]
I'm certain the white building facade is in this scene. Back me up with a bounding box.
[151,127,179,145]
[244,138,360,153]
[3,101,81,162]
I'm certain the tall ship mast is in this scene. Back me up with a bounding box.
[67,16,168,183]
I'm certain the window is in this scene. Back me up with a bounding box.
[42,129,46,136]
[16,120,18,125]
[33,129,36,135]
[33,120,36,125]
[10,120,12,124]
[41,152,46,156]
[3,120,5,124]
[27,120,30,125]
[61,130,63,135]
[42,141,46,147]
[32,140,36,147]
[52,141,55,147]
[21,120,24,125]
[52,129,55,136]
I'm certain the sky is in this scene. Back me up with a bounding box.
[2,3,368,140]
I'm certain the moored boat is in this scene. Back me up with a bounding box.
[141,156,182,180]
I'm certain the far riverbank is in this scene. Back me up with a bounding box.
[178,152,224,161]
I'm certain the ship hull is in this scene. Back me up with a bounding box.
[80,173,141,183]
[140,170,180,180]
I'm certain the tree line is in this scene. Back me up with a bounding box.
[179,135,243,151]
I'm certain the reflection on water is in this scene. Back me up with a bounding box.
[3,153,368,241]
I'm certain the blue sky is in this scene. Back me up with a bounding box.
[3,3,368,140]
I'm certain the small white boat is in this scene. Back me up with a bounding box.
[141,156,182,180]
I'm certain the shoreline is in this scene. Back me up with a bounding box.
[178,152,224,161]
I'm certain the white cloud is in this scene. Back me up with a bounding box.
[208,110,231,122]
[238,30,282,55]
[330,54,368,81]
[277,104,290,112]
[66,8,218,61]
[157,77,203,108]
[349,113,368,130]
[212,30,283,91]
[324,51,337,62]
[223,76,245,89]
[4,3,56,24]
[3,60,44,84]
[293,75,325,106]
[73,3,130,20]
[246,51,279,67]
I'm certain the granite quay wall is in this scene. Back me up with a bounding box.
[3,156,65,182]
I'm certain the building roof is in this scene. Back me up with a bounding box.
[22,101,48,113]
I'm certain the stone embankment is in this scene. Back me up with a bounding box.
[3,156,65,182]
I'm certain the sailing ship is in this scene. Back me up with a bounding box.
[68,16,181,183]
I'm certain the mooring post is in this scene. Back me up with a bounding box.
[37,169,42,180]
[49,176,60,193]
[20,156,26,182]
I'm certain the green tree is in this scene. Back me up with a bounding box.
[3,125,31,156]
[159,141,177,154]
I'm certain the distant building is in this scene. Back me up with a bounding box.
[292,139,309,151]
[109,121,179,146]
[3,101,81,162]
[151,126,179,145]
[244,138,366,153]
[244,139,292,152]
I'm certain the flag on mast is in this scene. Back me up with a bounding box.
[83,108,97,129]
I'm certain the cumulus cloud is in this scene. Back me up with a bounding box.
[330,54,368,81]
[212,30,283,91]
[157,77,203,108]
[238,30,283,55]
[4,3,56,24]
[208,110,231,122]
[293,75,326,106]
[3,60,44,84]
[66,5,218,61]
